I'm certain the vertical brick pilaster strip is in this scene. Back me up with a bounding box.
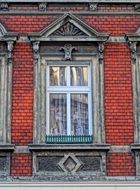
[11,43,33,176]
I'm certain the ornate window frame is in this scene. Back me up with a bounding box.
[126,28,140,177]
[28,13,109,146]
[28,13,110,180]
[28,12,110,180]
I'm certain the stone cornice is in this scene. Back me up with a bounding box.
[0,0,139,3]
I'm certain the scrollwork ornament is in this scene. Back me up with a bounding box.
[129,41,137,64]
[33,41,40,64]
[98,42,104,64]
[7,41,14,64]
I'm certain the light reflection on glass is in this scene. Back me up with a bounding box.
[50,66,66,86]
[71,66,88,86]
[71,94,89,135]
[50,94,67,135]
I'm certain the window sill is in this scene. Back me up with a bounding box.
[0,144,15,151]
[28,143,110,151]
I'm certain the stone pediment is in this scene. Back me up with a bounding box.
[28,13,109,42]
[126,27,140,42]
[0,23,18,41]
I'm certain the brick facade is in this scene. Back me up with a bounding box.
[0,0,139,181]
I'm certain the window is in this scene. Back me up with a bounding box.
[28,13,109,180]
[29,13,109,145]
[46,61,92,143]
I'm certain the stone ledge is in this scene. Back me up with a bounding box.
[131,144,140,150]
[28,144,110,151]
[0,144,15,151]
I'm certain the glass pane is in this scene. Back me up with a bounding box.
[50,94,67,135]
[71,66,88,86]
[49,66,66,86]
[71,94,89,135]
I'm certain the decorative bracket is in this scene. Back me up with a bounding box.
[33,41,40,64]
[128,41,137,64]
[98,42,104,64]
[7,41,14,64]
[89,3,98,11]
[60,44,77,61]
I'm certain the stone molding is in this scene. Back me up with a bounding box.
[0,23,18,145]
[0,0,140,3]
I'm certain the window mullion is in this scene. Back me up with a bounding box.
[47,93,50,135]
[67,93,71,135]
[67,66,71,135]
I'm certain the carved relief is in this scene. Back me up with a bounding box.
[39,3,47,12]
[58,153,82,174]
[60,44,77,61]
[51,22,87,37]
[128,41,137,64]
[98,42,104,64]
[7,41,14,64]
[89,3,98,11]
[33,41,40,64]
[0,3,8,11]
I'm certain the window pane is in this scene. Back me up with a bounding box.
[71,66,88,86]
[71,94,89,135]
[50,94,67,135]
[49,66,66,86]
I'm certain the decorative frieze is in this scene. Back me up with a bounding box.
[33,150,107,181]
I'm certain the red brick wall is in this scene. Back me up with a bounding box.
[104,43,133,145]
[11,153,32,176]
[2,3,137,177]
[12,43,33,146]
[107,153,135,176]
